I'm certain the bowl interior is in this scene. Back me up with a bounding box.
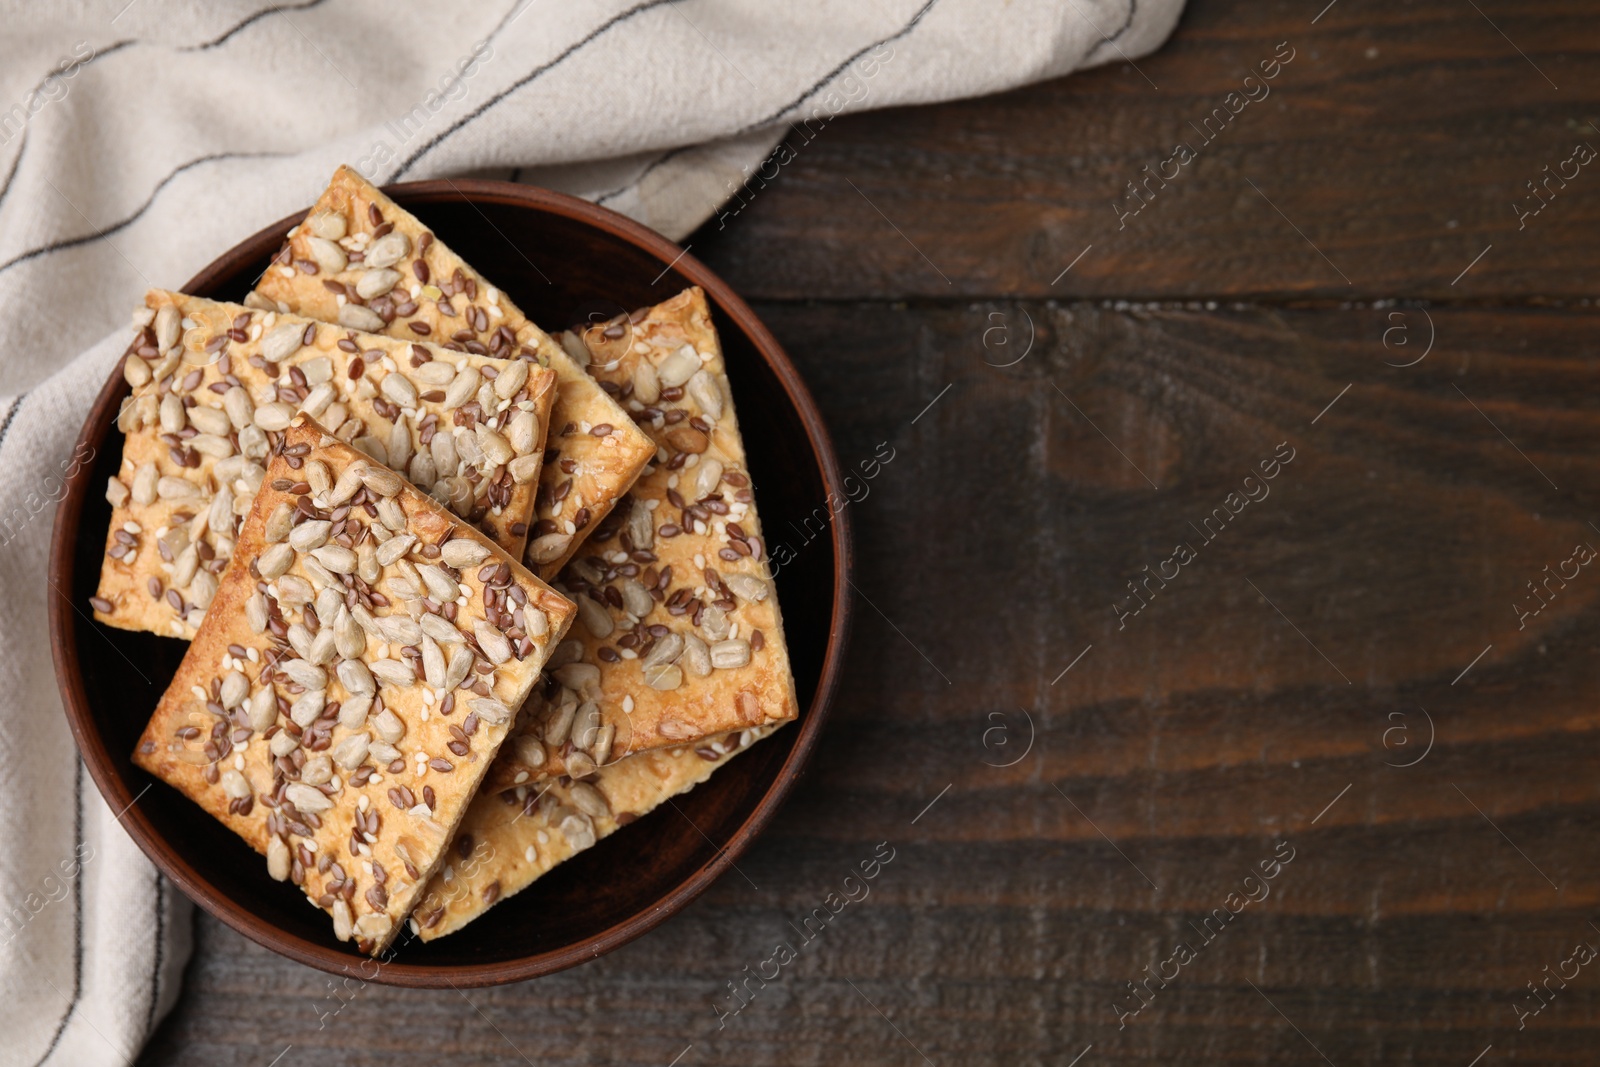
[62,184,842,981]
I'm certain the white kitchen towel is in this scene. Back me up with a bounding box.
[0,1,1182,1062]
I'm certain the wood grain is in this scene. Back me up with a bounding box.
[138,0,1600,1061]
[142,301,1600,1065]
[694,0,1600,302]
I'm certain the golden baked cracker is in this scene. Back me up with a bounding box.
[413,724,774,940]
[133,417,574,955]
[93,291,554,638]
[250,165,653,579]
[484,286,797,788]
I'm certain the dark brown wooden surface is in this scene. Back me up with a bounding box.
[143,1,1600,1063]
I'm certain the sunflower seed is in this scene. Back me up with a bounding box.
[415,563,459,602]
[289,520,331,552]
[356,268,402,299]
[154,303,181,352]
[642,632,685,669]
[104,476,131,509]
[476,425,513,468]
[281,659,327,689]
[380,372,418,408]
[541,697,576,747]
[576,594,612,639]
[300,753,333,786]
[591,723,615,766]
[239,424,269,460]
[443,366,480,409]
[254,402,294,431]
[261,321,305,362]
[682,633,712,677]
[455,427,484,469]
[377,497,407,532]
[725,572,769,602]
[338,304,386,332]
[700,604,730,641]
[286,782,333,813]
[338,693,372,729]
[493,359,528,399]
[440,538,490,568]
[312,545,357,573]
[270,730,299,758]
[353,435,388,466]
[307,210,346,240]
[643,663,683,691]
[372,612,422,644]
[300,382,336,418]
[657,346,700,388]
[473,620,512,665]
[558,811,596,849]
[502,412,537,458]
[295,459,329,497]
[552,662,600,691]
[247,686,277,731]
[632,359,660,404]
[208,485,235,533]
[415,361,456,385]
[172,545,199,587]
[419,614,459,644]
[687,369,723,419]
[386,421,412,472]
[375,533,416,566]
[374,708,405,743]
[408,451,437,489]
[329,462,365,506]
[288,686,325,725]
[158,393,185,434]
[568,780,609,817]
[332,607,365,660]
[332,733,369,771]
[219,670,249,709]
[421,635,446,688]
[333,658,373,698]
[307,236,348,273]
[620,578,654,619]
[369,658,414,687]
[443,645,473,690]
[572,701,601,751]
[183,405,229,436]
[130,463,157,506]
[710,639,751,669]
[358,465,404,497]
[262,502,294,544]
[690,458,724,502]
[512,734,546,768]
[507,454,540,483]
[522,605,549,639]
[365,231,411,269]
[276,574,315,606]
[214,387,252,433]
[470,696,512,725]
[246,592,269,634]
[267,836,291,881]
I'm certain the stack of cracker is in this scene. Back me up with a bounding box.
[95,166,799,954]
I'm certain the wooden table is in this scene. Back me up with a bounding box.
[143,2,1600,1063]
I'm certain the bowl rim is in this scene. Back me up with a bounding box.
[48,178,853,987]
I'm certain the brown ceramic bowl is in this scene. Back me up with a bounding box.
[48,180,851,987]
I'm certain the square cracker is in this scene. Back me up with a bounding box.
[251,165,654,579]
[413,724,776,940]
[483,286,798,788]
[94,291,554,639]
[132,416,575,955]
